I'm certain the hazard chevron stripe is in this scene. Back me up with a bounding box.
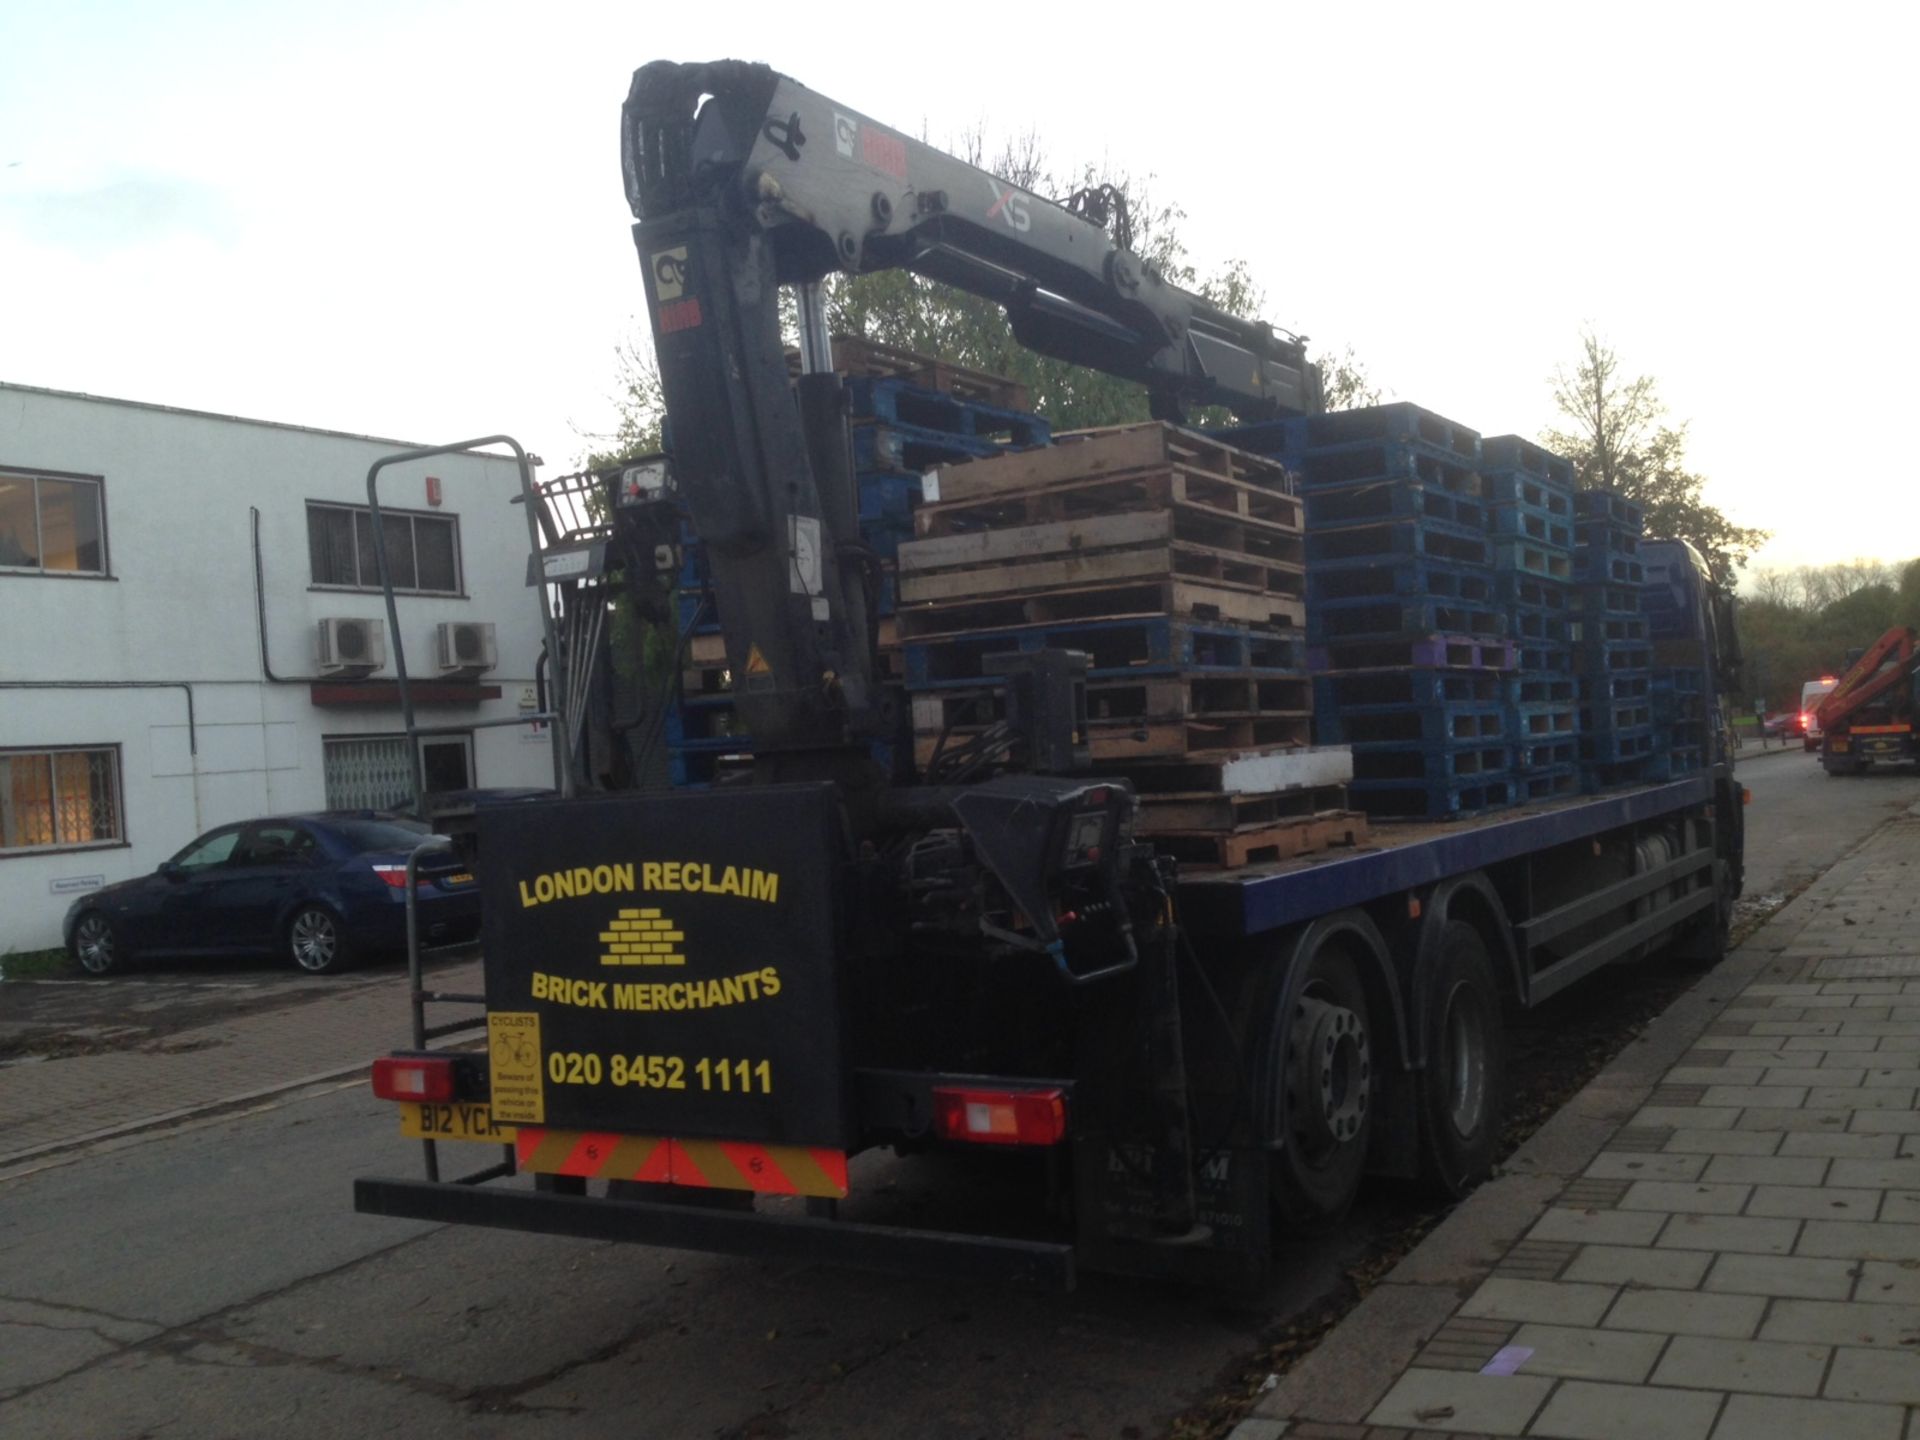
[515,1130,847,1197]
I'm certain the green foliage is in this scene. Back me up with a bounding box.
[1732,559,1913,709]
[580,336,667,472]
[1542,330,1768,584]
[0,947,69,980]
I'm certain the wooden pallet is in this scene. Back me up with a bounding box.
[782,335,1030,412]
[1133,783,1350,832]
[913,713,1312,767]
[925,421,1293,502]
[918,464,1301,536]
[1147,813,1369,870]
[897,577,1306,639]
[900,537,1303,609]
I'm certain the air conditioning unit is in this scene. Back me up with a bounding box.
[316,617,386,678]
[434,620,498,678]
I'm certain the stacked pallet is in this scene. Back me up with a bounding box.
[1482,437,1578,803]
[1286,405,1516,820]
[1640,544,1711,781]
[897,422,1366,868]
[668,340,1051,787]
[1573,491,1654,788]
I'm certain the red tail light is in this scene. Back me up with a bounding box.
[932,1086,1067,1146]
[372,1055,456,1102]
[1800,713,1812,727]
[371,864,411,891]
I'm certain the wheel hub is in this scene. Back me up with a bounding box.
[1288,995,1370,1150]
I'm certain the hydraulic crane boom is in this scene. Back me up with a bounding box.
[1815,626,1918,734]
[618,60,1318,770]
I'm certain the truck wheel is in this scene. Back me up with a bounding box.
[1270,939,1374,1225]
[1416,923,1506,1198]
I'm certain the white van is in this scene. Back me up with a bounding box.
[1802,676,1839,751]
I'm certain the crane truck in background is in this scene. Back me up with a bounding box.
[352,59,1746,1288]
[1815,627,1920,776]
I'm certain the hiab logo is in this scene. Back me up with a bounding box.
[985,178,1032,233]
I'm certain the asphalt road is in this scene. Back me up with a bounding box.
[4,754,1918,1440]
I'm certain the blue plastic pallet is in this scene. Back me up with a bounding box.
[1309,556,1495,604]
[846,375,1051,448]
[1294,402,1483,462]
[1482,469,1574,517]
[1293,440,1482,495]
[1516,643,1574,674]
[1575,490,1644,529]
[857,469,928,524]
[1317,668,1504,709]
[1511,701,1577,739]
[1510,608,1569,644]
[1511,671,1576,704]
[1347,774,1515,820]
[1580,726,1657,763]
[1310,595,1507,645]
[1490,504,1573,550]
[1645,747,1706,782]
[1492,539,1573,581]
[1580,671,1652,703]
[1482,435,1577,490]
[1573,615,1650,646]
[1315,701,1506,748]
[1574,584,1644,616]
[902,614,1305,688]
[1514,765,1579,802]
[1312,633,1517,672]
[1495,572,1569,610]
[854,420,1023,473]
[1304,481,1487,532]
[1307,518,1491,567]
[1579,642,1652,673]
[1574,552,1646,586]
[1515,737,1578,770]
[1350,741,1512,782]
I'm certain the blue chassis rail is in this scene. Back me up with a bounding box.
[1178,776,1717,938]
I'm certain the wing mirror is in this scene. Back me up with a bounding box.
[159,861,185,882]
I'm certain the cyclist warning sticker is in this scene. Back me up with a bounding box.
[488,1011,545,1124]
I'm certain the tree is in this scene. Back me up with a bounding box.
[1541,330,1768,583]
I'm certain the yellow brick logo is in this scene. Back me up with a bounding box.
[598,907,686,967]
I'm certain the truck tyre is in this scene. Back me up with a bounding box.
[1416,922,1505,1199]
[1270,938,1374,1226]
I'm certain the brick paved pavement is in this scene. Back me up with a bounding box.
[1248,808,1920,1440]
[0,959,478,1167]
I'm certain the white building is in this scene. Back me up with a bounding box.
[0,382,557,955]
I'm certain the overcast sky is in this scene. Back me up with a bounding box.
[3,1,1914,577]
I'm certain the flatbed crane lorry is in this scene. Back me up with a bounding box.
[353,60,1746,1288]
[1815,627,1920,776]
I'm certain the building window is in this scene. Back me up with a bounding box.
[0,470,107,575]
[0,747,123,853]
[307,502,461,595]
[323,733,474,811]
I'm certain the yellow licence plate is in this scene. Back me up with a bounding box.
[444,872,475,886]
[398,1101,514,1143]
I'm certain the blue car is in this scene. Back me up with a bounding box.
[62,813,480,977]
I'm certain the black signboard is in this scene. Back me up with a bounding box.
[477,783,849,1147]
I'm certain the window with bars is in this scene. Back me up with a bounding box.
[0,470,107,575]
[306,502,461,595]
[0,747,123,853]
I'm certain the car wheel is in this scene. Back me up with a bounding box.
[286,904,353,975]
[70,911,124,976]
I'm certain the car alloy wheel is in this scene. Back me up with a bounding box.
[290,908,340,973]
[74,915,117,975]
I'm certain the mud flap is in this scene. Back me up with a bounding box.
[1071,1135,1272,1288]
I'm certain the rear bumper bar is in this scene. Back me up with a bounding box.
[353,1176,1076,1288]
